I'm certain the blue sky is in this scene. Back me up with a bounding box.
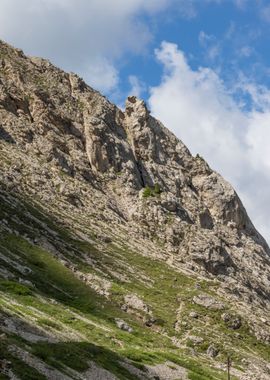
[1,0,270,242]
[118,1,270,107]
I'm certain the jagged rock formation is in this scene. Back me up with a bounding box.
[0,39,269,379]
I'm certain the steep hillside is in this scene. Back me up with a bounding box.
[0,39,269,379]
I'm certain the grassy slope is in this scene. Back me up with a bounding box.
[0,190,268,379]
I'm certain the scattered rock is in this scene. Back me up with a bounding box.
[0,359,12,374]
[144,317,157,327]
[192,294,225,310]
[19,278,34,287]
[189,311,199,319]
[221,313,231,322]
[207,344,219,358]
[115,319,133,333]
[123,293,151,314]
[188,335,204,345]
[221,313,242,329]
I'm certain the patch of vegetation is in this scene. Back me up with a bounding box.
[142,183,162,198]
[38,318,62,330]
[0,280,32,296]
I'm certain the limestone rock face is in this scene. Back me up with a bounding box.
[0,39,269,299]
[0,39,270,378]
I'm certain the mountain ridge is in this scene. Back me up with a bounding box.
[0,39,269,379]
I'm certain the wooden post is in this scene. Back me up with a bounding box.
[227,355,231,380]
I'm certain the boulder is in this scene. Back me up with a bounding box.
[207,344,219,358]
[193,294,225,310]
[115,319,133,333]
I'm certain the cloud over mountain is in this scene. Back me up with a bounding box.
[149,41,270,241]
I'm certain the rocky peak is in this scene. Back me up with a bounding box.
[0,38,269,342]
[125,95,149,119]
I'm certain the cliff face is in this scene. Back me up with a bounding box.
[0,39,269,379]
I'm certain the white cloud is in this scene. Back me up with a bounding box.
[84,58,119,94]
[128,75,146,98]
[0,0,253,94]
[149,41,270,242]
[0,0,173,93]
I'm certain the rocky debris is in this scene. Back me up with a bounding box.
[171,336,182,348]
[0,252,32,276]
[122,293,151,314]
[83,361,118,380]
[9,345,72,380]
[146,361,188,380]
[18,278,34,287]
[221,313,242,329]
[188,335,204,345]
[121,359,188,380]
[115,318,133,333]
[189,311,199,319]
[76,271,112,297]
[253,326,270,343]
[207,344,219,358]
[2,317,57,343]
[0,359,12,375]
[144,317,158,327]
[192,294,225,310]
[239,362,270,380]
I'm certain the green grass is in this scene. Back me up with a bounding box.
[37,318,62,330]
[0,280,32,296]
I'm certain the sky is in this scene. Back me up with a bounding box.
[1,0,270,242]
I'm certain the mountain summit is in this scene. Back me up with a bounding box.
[0,39,269,379]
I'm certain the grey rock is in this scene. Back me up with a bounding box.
[123,294,151,314]
[192,294,225,310]
[189,311,199,319]
[207,344,219,358]
[115,319,133,333]
[221,313,242,329]
[188,335,204,345]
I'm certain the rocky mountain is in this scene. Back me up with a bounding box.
[0,39,269,379]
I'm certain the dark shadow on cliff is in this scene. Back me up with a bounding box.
[0,125,15,144]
